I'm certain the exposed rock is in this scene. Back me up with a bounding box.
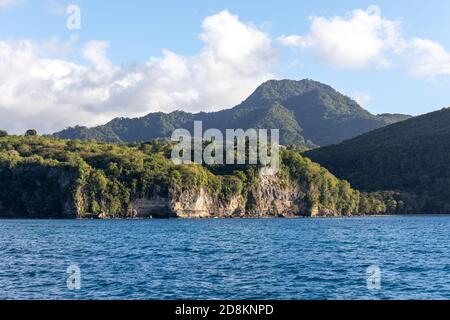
[245,170,304,217]
[310,207,339,217]
[129,196,173,218]
[172,188,244,218]
[120,170,334,219]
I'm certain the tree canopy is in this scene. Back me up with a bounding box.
[306,108,450,214]
[0,135,392,218]
[53,79,410,147]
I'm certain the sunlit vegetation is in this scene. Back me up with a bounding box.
[0,135,390,218]
[53,80,410,147]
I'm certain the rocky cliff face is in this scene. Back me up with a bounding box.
[123,170,322,219]
[0,161,341,219]
[127,189,245,219]
[0,136,389,219]
[245,170,303,217]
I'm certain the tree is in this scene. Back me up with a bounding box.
[25,129,38,136]
[0,130,7,138]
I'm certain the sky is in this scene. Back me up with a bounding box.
[1,0,450,134]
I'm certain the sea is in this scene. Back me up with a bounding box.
[0,216,449,300]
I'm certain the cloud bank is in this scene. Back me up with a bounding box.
[279,6,450,79]
[0,10,276,134]
[2,6,450,134]
[409,38,450,79]
[278,6,404,69]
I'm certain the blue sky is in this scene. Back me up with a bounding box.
[1,0,450,133]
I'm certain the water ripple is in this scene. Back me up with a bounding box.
[0,216,449,300]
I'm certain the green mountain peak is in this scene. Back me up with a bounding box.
[53,79,411,147]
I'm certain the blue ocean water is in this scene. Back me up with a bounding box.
[0,216,449,300]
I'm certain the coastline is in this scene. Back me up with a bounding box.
[4,214,450,221]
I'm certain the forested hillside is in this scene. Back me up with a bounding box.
[306,108,450,213]
[53,79,410,147]
[0,135,394,218]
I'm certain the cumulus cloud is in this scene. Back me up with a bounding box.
[278,6,404,69]
[408,38,450,79]
[0,40,113,133]
[278,5,450,80]
[352,92,371,107]
[0,10,276,134]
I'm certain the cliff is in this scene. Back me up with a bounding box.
[0,136,392,218]
[125,171,304,218]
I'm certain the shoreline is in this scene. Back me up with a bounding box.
[2,214,450,221]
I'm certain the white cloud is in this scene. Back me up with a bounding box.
[82,41,115,72]
[279,6,405,69]
[278,35,308,48]
[0,0,21,9]
[278,5,450,80]
[0,10,276,134]
[40,34,80,58]
[408,38,450,79]
[352,91,371,106]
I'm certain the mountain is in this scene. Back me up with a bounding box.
[0,135,391,218]
[377,113,413,125]
[53,79,411,147]
[305,108,450,214]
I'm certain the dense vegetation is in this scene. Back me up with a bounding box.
[306,108,450,214]
[53,79,410,147]
[0,135,391,218]
[0,136,236,218]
